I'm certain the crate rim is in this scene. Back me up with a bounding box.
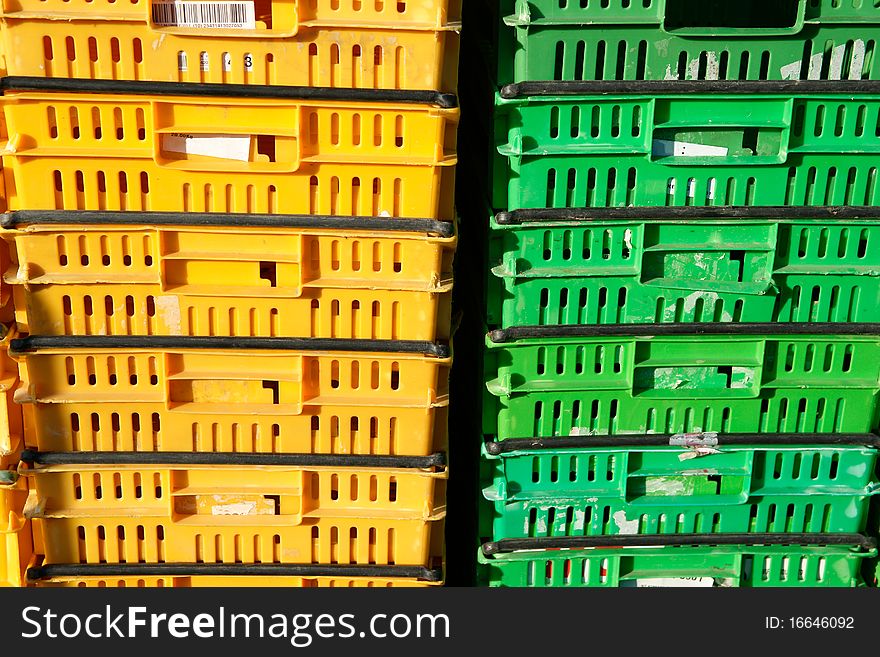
[1,76,458,108]
[484,432,880,455]
[21,449,447,469]
[27,562,444,582]
[494,205,880,227]
[488,323,880,344]
[1,210,456,239]
[499,79,880,100]
[481,532,878,556]
[10,335,451,358]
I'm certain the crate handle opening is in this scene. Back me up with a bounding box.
[159,253,305,299]
[650,97,793,166]
[662,0,805,35]
[639,240,776,296]
[633,365,761,399]
[651,127,789,165]
[625,472,751,506]
[167,373,304,415]
[171,468,305,525]
[154,131,301,173]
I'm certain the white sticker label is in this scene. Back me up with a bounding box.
[670,432,720,448]
[244,52,254,72]
[211,501,258,516]
[635,577,715,588]
[177,51,188,72]
[163,133,252,161]
[199,51,210,72]
[223,52,233,72]
[653,139,729,158]
[152,1,256,29]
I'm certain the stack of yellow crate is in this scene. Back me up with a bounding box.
[0,0,460,588]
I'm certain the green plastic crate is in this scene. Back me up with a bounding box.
[481,436,880,539]
[477,533,878,587]
[487,207,880,328]
[492,85,880,209]
[500,0,876,24]
[494,0,880,84]
[484,324,880,439]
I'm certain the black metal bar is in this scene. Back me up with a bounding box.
[482,533,878,556]
[488,322,880,343]
[22,450,446,469]
[501,80,880,99]
[1,210,455,238]
[1,76,458,108]
[485,433,880,455]
[10,335,451,358]
[495,206,880,225]
[28,563,443,582]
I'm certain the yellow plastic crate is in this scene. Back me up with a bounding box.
[0,0,461,26]
[32,515,443,566]
[0,465,31,587]
[0,86,457,216]
[23,460,447,521]
[33,573,441,587]
[24,450,447,570]
[1,90,459,163]
[11,336,450,407]
[13,336,449,455]
[0,335,32,587]
[12,285,452,341]
[0,330,22,459]
[0,440,30,589]
[0,1,461,91]
[2,214,456,340]
[21,400,448,456]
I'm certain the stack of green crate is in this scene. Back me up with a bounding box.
[466,0,880,587]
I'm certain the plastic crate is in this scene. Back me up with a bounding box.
[477,533,878,587]
[23,455,447,521]
[0,511,31,587]
[33,514,443,566]
[0,1,461,91]
[484,324,880,439]
[23,452,448,573]
[2,212,456,341]
[0,333,22,458]
[0,0,461,26]
[12,335,450,405]
[492,0,879,84]
[1,336,31,587]
[12,335,449,456]
[20,400,448,456]
[0,458,31,588]
[33,574,439,587]
[482,435,880,539]
[492,83,880,209]
[0,81,457,217]
[487,206,880,328]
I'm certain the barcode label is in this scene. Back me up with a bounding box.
[152,1,256,29]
